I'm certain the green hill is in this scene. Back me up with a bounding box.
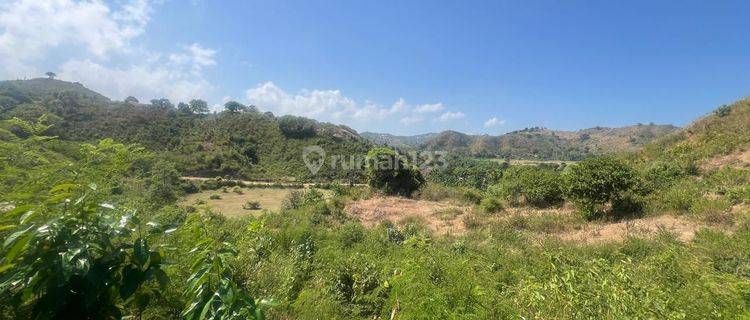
[0,79,372,180]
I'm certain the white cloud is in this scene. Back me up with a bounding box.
[0,0,154,77]
[437,111,466,122]
[169,43,217,75]
[484,117,506,128]
[244,81,446,126]
[400,115,423,125]
[245,81,357,118]
[60,55,214,103]
[413,102,444,113]
[0,0,216,103]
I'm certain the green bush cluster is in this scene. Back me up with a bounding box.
[365,148,424,196]
[490,165,564,208]
[565,156,638,218]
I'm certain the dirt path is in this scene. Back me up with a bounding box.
[181,176,366,188]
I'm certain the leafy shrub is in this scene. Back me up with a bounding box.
[641,159,690,191]
[338,223,366,248]
[365,147,424,197]
[649,179,702,213]
[182,229,265,319]
[146,160,182,205]
[492,165,564,208]
[282,189,326,210]
[0,184,170,319]
[565,156,637,218]
[243,201,261,210]
[427,156,504,189]
[180,180,200,194]
[715,104,732,117]
[233,186,244,194]
[479,197,503,213]
[461,188,484,205]
[209,194,221,200]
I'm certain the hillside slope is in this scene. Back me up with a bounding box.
[415,125,678,160]
[639,98,750,170]
[360,131,438,150]
[0,79,372,180]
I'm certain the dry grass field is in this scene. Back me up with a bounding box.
[181,187,332,217]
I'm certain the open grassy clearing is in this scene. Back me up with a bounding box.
[345,195,732,243]
[346,196,470,235]
[181,187,332,217]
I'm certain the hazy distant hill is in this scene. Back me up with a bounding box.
[0,78,372,180]
[360,131,439,149]
[364,125,678,161]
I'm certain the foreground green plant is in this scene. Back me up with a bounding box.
[0,183,171,319]
[182,222,266,320]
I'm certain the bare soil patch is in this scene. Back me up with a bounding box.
[345,197,722,243]
[345,196,470,235]
[700,149,750,171]
[557,214,705,244]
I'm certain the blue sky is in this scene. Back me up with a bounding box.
[1,0,749,135]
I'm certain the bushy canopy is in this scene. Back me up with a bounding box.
[365,147,424,196]
[565,156,637,217]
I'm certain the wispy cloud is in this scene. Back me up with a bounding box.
[437,111,466,122]
[484,117,506,128]
[244,81,453,128]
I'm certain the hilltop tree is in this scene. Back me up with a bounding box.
[45,72,56,79]
[124,96,139,104]
[224,100,247,113]
[189,99,209,114]
[150,98,174,110]
[177,102,190,113]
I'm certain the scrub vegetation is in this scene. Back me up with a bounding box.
[1,80,750,319]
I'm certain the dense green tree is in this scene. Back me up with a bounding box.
[224,101,247,113]
[150,98,174,110]
[189,99,209,114]
[365,147,424,196]
[124,96,139,104]
[177,102,191,114]
[277,115,318,138]
[427,156,504,189]
[565,156,637,218]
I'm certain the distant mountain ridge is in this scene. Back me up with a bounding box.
[363,124,679,160]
